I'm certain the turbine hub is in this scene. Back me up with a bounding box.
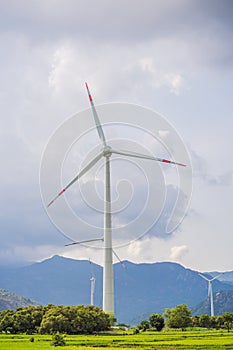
[103,146,112,157]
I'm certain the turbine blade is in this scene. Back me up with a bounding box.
[198,273,210,281]
[111,149,186,167]
[65,237,104,246]
[85,82,106,146]
[211,272,224,281]
[112,249,127,269]
[47,152,103,207]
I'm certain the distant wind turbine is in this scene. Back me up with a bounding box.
[199,273,223,316]
[89,259,96,306]
[48,82,186,319]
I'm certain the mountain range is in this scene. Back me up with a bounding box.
[0,255,232,324]
[0,289,38,311]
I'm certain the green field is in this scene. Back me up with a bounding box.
[0,330,233,349]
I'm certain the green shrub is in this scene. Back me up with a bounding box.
[50,333,66,347]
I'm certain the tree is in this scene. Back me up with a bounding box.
[210,316,223,330]
[51,333,66,347]
[39,304,110,334]
[149,314,165,331]
[163,304,192,330]
[39,306,73,334]
[222,312,233,332]
[73,305,110,334]
[191,315,200,328]
[138,320,150,331]
[14,311,33,333]
[199,314,212,329]
[0,310,16,333]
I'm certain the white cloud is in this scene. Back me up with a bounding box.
[166,73,188,95]
[169,245,189,261]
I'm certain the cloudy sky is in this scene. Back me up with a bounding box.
[1,0,233,272]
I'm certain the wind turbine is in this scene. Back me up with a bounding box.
[89,259,96,306]
[199,273,223,316]
[48,82,186,318]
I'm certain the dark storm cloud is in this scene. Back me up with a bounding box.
[0,0,232,43]
[0,0,232,74]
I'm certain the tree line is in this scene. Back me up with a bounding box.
[137,304,233,332]
[0,304,110,334]
[0,303,232,334]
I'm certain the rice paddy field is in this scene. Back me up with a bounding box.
[0,330,233,350]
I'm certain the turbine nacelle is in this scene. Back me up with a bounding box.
[103,146,112,158]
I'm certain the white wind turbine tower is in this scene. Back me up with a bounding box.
[89,259,96,306]
[199,273,223,316]
[48,83,186,318]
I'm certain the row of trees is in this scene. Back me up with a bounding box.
[0,303,232,334]
[192,313,233,332]
[138,304,233,332]
[0,304,110,334]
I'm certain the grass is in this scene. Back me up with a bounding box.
[0,329,232,349]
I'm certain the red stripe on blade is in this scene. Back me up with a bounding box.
[162,159,186,167]
[58,189,66,196]
[85,82,93,102]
